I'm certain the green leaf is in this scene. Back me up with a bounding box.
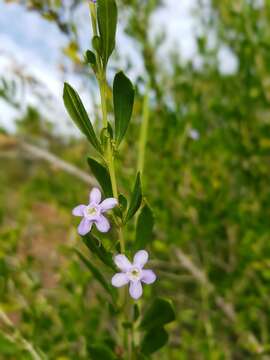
[75,249,116,301]
[82,233,116,270]
[87,157,113,197]
[85,50,96,66]
[140,298,175,331]
[118,194,127,212]
[88,343,117,360]
[135,204,154,250]
[97,0,117,66]
[125,173,142,223]
[92,35,102,55]
[113,71,135,145]
[141,327,169,355]
[63,83,101,153]
[114,193,127,219]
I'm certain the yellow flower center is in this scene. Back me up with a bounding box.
[87,207,97,216]
[131,269,140,276]
[128,267,141,281]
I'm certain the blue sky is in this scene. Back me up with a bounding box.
[0,0,237,133]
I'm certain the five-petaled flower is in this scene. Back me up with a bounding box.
[111,250,156,300]
[72,187,118,235]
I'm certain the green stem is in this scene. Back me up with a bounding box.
[89,3,129,356]
[89,0,124,254]
[106,135,118,198]
[119,226,125,253]
[89,2,101,75]
[137,87,150,176]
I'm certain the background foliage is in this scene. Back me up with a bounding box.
[1,0,270,359]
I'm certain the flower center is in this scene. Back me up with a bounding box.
[131,269,139,276]
[87,206,97,216]
[128,267,141,281]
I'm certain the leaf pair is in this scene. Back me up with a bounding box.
[63,72,134,153]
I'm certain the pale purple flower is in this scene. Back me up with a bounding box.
[72,187,118,236]
[189,128,200,140]
[111,250,156,300]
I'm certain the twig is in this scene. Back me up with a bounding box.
[20,141,96,185]
[0,135,96,185]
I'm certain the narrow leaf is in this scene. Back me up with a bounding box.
[75,249,116,301]
[135,204,154,250]
[82,233,116,270]
[140,298,175,331]
[113,71,135,145]
[88,157,113,197]
[63,83,101,153]
[125,172,142,223]
[141,327,169,355]
[97,0,117,66]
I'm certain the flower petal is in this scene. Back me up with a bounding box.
[95,215,110,233]
[129,281,143,300]
[114,254,132,272]
[100,198,118,212]
[89,187,101,204]
[72,204,86,216]
[111,273,129,287]
[78,218,92,236]
[141,270,156,284]
[133,250,149,268]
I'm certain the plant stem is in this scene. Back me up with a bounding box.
[89,4,129,356]
[137,86,150,176]
[89,2,101,75]
[106,133,118,198]
[89,1,124,252]
[119,226,125,253]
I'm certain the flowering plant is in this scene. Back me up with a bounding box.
[63,0,175,358]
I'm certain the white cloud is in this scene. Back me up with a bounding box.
[151,0,198,60]
[218,45,239,75]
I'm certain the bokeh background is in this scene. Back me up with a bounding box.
[1,0,270,358]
